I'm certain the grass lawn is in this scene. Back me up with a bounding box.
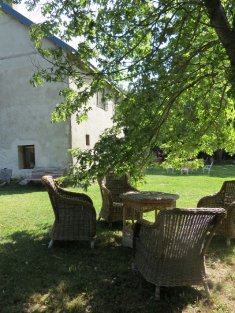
[0,164,235,313]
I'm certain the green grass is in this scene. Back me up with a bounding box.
[0,164,235,313]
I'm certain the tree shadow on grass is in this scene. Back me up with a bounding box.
[0,182,45,196]
[1,223,220,313]
[207,235,235,261]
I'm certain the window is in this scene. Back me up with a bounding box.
[85,134,90,146]
[18,145,35,169]
[96,90,108,111]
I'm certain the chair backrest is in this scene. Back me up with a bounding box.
[154,208,225,258]
[204,157,214,165]
[206,160,213,168]
[41,175,59,219]
[220,180,235,207]
[105,173,133,202]
[203,159,213,170]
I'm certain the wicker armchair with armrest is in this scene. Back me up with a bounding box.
[98,174,141,226]
[197,180,235,246]
[133,208,226,300]
[41,175,96,248]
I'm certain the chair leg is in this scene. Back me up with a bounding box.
[226,238,231,246]
[155,286,160,300]
[48,239,54,249]
[203,280,211,299]
[90,240,95,249]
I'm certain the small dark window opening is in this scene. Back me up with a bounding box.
[18,145,35,169]
[86,134,90,146]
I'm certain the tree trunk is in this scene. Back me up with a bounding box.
[204,0,235,89]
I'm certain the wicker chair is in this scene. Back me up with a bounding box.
[41,175,96,248]
[98,174,141,226]
[197,180,235,246]
[133,208,226,300]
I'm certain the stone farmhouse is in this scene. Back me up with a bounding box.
[0,2,115,178]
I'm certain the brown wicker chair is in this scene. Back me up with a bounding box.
[133,208,226,300]
[197,180,235,246]
[98,174,141,226]
[41,175,96,248]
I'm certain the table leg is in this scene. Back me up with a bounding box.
[123,205,126,236]
[122,205,133,248]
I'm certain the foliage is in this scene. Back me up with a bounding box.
[11,0,235,185]
[70,129,156,188]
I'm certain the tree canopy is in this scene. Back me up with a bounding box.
[12,0,235,186]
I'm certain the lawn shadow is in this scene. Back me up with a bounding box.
[207,235,235,260]
[0,223,209,313]
[0,182,45,196]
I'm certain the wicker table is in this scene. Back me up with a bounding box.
[120,191,179,247]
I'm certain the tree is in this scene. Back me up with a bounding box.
[12,0,235,186]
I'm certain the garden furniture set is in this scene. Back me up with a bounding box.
[42,174,235,300]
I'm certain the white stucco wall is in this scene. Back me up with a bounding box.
[0,7,115,178]
[70,91,115,151]
[0,12,71,178]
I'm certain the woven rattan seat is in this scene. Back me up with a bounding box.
[133,208,226,300]
[41,175,96,248]
[197,180,235,246]
[98,174,141,226]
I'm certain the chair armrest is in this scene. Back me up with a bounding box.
[58,187,93,205]
[126,184,139,192]
[227,201,235,220]
[197,193,224,208]
[133,219,156,240]
[135,218,156,229]
[113,202,123,208]
[133,219,160,257]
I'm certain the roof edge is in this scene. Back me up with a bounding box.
[1,2,74,51]
[1,2,120,93]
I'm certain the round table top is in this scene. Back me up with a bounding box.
[120,191,179,203]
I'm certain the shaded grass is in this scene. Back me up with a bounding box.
[0,228,207,313]
[0,164,235,312]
